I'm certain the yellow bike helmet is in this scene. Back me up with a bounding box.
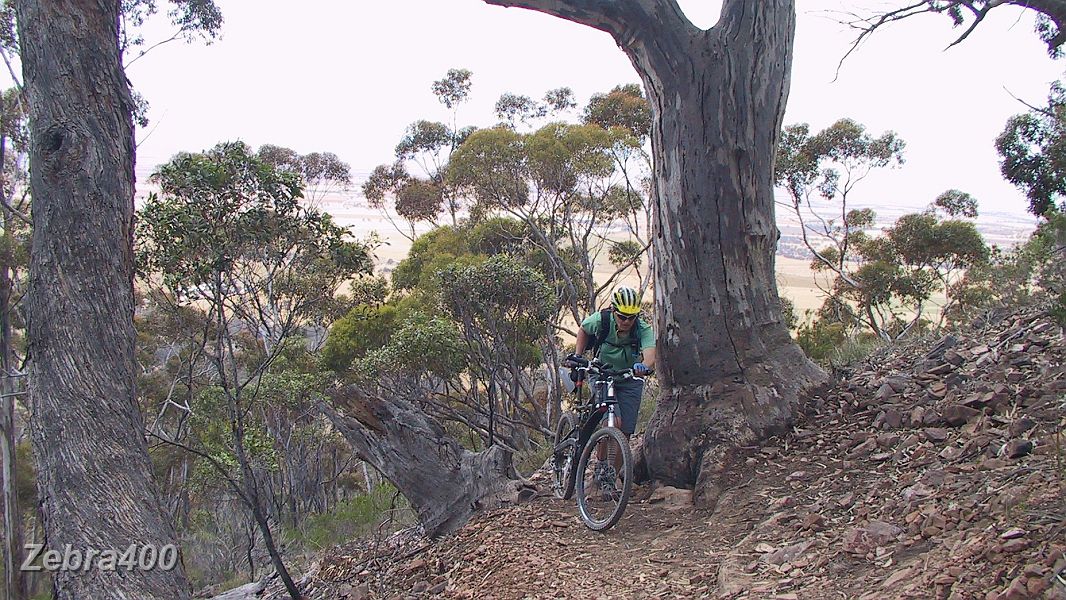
[611,286,642,316]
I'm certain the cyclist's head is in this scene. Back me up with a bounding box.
[611,286,642,317]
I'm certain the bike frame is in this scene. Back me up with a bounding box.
[555,362,627,482]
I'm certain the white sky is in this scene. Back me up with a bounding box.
[55,1,1066,218]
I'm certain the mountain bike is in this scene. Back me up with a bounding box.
[551,355,648,531]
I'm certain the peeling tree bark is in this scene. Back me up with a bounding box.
[326,386,534,537]
[481,0,827,502]
[16,1,191,598]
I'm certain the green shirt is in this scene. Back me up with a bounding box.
[581,311,654,371]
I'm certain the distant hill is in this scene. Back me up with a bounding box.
[774,196,1038,261]
[134,178,1040,263]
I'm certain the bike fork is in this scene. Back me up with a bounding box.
[605,380,617,429]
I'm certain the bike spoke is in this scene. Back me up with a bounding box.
[551,413,578,500]
[575,426,633,531]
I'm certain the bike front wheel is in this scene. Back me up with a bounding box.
[574,426,633,531]
[552,412,578,500]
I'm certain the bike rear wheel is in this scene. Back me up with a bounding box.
[575,426,632,531]
[551,412,578,500]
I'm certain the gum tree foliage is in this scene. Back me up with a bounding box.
[319,303,396,374]
[932,187,979,218]
[996,83,1066,217]
[945,213,1066,325]
[822,199,988,338]
[367,76,654,334]
[909,190,988,309]
[256,143,353,204]
[494,86,576,128]
[580,83,654,288]
[324,221,556,452]
[583,83,653,142]
[777,120,988,339]
[136,296,363,585]
[327,256,556,509]
[321,251,548,537]
[775,119,905,333]
[364,69,476,233]
[137,141,373,599]
[448,120,649,322]
[437,255,557,446]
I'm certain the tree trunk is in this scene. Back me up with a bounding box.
[230,419,300,599]
[15,2,192,598]
[0,126,27,600]
[482,0,827,503]
[0,234,26,600]
[1,208,27,600]
[325,386,534,537]
[637,2,826,501]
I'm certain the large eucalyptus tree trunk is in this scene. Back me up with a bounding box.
[15,2,191,598]
[483,0,826,503]
[326,386,534,537]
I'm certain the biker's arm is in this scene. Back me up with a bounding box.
[575,325,591,355]
[640,347,656,371]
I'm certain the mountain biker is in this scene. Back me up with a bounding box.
[571,285,656,440]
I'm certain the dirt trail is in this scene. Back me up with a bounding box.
[246,306,1065,600]
[301,477,758,600]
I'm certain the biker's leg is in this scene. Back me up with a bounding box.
[612,379,643,476]
[614,379,643,438]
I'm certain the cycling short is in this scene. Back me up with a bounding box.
[611,378,644,436]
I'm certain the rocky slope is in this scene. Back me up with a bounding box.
[229,304,1065,600]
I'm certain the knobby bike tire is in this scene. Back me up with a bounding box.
[575,426,633,531]
[552,412,579,500]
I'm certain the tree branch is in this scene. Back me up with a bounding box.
[833,0,1066,72]
[480,0,696,46]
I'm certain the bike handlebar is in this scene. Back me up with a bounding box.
[563,355,653,380]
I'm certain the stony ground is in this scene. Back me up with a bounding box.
[241,306,1065,600]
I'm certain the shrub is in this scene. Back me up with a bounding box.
[283,484,411,552]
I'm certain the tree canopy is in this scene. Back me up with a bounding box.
[996,83,1066,217]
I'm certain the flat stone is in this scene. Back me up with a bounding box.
[842,521,902,554]
[943,349,965,366]
[883,409,903,429]
[1026,576,1050,595]
[998,576,1029,600]
[902,483,935,502]
[1001,539,1028,553]
[882,567,915,588]
[1000,528,1027,540]
[941,404,981,427]
[648,485,692,506]
[763,541,813,566]
[1008,417,1037,437]
[1004,439,1033,459]
[926,362,954,376]
[924,428,950,443]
